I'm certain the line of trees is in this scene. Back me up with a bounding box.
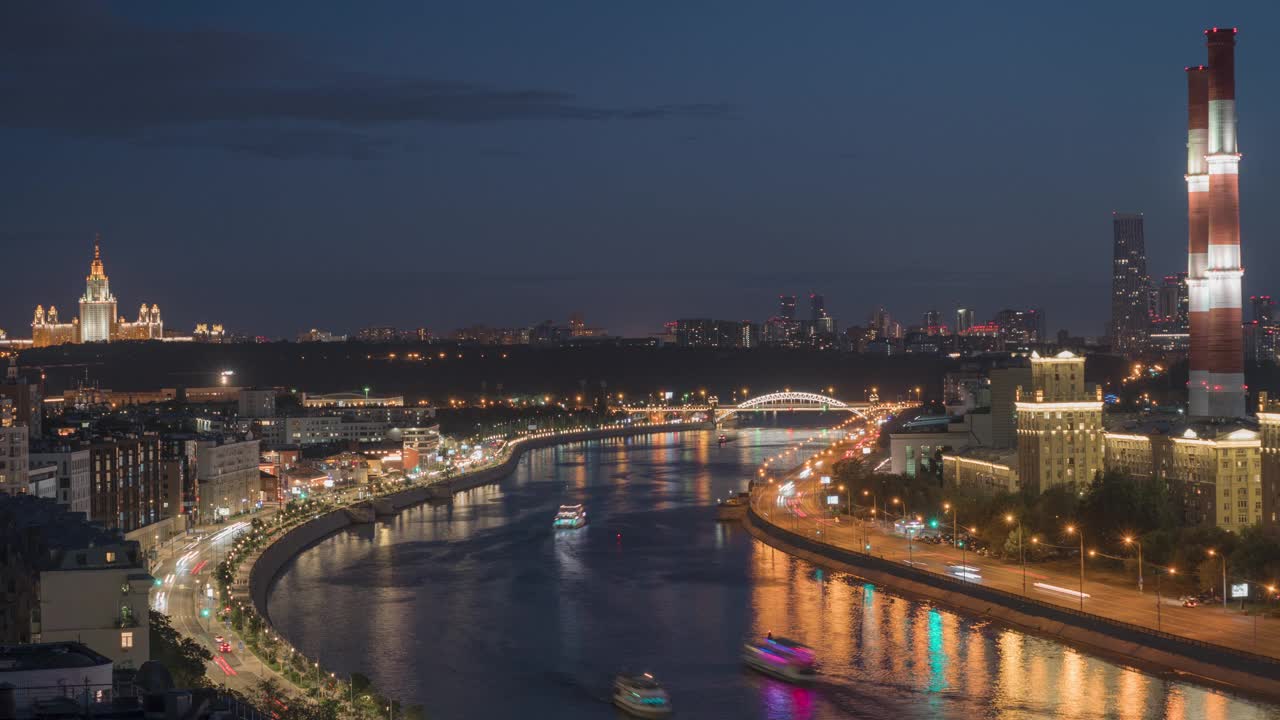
[832,458,1280,599]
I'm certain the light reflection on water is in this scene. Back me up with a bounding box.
[266,428,1280,720]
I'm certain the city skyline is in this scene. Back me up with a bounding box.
[5,4,1280,337]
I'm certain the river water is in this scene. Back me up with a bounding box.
[267,428,1279,719]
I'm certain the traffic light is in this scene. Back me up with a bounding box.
[928,519,939,529]
[200,608,211,618]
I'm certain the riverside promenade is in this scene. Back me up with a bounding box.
[745,434,1280,700]
[218,420,710,701]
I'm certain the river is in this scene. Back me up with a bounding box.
[266,428,1280,719]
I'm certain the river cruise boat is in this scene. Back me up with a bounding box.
[612,672,672,717]
[742,635,818,684]
[552,504,587,529]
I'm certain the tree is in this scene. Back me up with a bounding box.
[149,612,212,689]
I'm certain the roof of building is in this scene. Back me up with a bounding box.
[0,642,113,672]
[1106,415,1258,441]
[943,446,1017,466]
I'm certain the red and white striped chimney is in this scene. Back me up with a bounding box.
[1192,27,1245,417]
[1185,64,1210,414]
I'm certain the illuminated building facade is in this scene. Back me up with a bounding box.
[31,238,162,348]
[1187,29,1245,418]
[1260,393,1280,529]
[78,241,116,342]
[1015,351,1104,491]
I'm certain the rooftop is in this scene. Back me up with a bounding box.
[0,642,113,672]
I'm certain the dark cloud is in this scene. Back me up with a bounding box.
[0,3,729,156]
[136,126,403,160]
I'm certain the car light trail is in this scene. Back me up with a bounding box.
[1034,582,1091,599]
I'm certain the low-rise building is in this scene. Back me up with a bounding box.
[302,391,404,409]
[889,411,991,478]
[0,495,152,669]
[0,642,115,715]
[942,447,1020,492]
[36,541,153,668]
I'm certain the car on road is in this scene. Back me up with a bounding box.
[214,634,224,644]
[1181,596,1199,608]
[218,641,232,653]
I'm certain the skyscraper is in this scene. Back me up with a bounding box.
[1187,28,1245,418]
[1110,212,1148,353]
[78,238,116,343]
[1252,296,1275,325]
[955,308,975,334]
[1155,273,1190,332]
[778,295,797,321]
[808,293,824,325]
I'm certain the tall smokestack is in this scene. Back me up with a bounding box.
[1186,65,1210,416]
[1194,27,1245,417]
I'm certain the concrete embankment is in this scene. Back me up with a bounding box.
[249,421,709,620]
[743,506,1280,700]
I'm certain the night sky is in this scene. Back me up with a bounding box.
[3,2,1278,338]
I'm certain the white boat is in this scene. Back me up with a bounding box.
[552,504,587,529]
[742,636,818,684]
[612,672,672,717]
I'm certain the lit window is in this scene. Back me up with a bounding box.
[120,631,133,649]
[105,552,116,563]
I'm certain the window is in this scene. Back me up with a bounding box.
[105,551,116,563]
[120,631,133,649]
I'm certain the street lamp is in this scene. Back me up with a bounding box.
[1065,524,1085,611]
[1123,536,1143,592]
[1207,549,1228,612]
[1006,514,1026,595]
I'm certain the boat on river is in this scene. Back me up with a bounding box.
[552,504,587,529]
[612,672,672,717]
[742,635,818,684]
[716,492,750,521]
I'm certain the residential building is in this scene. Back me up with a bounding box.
[29,446,91,515]
[0,399,29,496]
[27,463,59,499]
[195,437,261,520]
[88,436,163,532]
[1014,351,1104,492]
[1259,393,1280,529]
[0,356,42,438]
[36,539,153,668]
[0,495,152,669]
[1104,419,1260,532]
[238,388,277,418]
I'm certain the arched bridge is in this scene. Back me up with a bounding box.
[624,390,874,423]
